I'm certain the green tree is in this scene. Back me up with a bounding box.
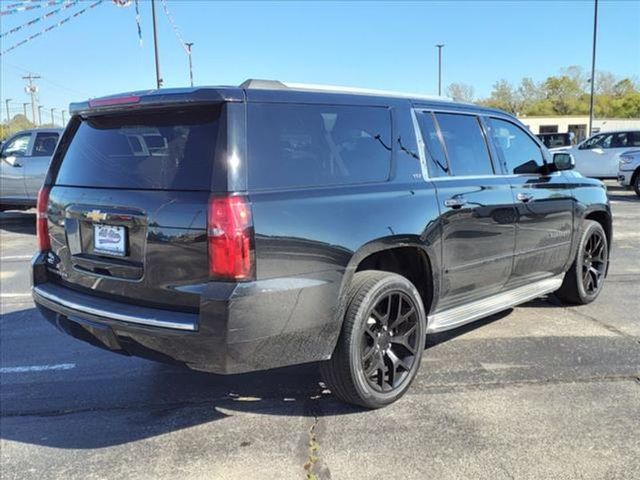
[0,114,36,141]
[483,79,521,114]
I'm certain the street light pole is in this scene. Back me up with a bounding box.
[62,110,67,125]
[22,103,29,118]
[151,0,163,89]
[38,105,43,126]
[186,42,194,87]
[5,98,12,123]
[588,0,598,136]
[50,108,56,126]
[436,44,445,96]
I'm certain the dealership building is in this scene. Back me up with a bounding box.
[518,116,640,143]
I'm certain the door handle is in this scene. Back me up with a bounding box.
[516,192,534,203]
[444,197,467,209]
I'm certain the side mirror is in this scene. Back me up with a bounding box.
[1,155,21,167]
[552,152,574,171]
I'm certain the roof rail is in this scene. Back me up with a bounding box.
[239,78,451,101]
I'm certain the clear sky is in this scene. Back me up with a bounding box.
[1,0,639,124]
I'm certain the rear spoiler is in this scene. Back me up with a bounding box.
[69,87,244,116]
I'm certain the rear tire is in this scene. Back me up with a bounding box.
[634,171,640,197]
[555,220,608,305]
[320,271,427,408]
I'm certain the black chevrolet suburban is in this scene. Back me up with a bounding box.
[32,80,612,408]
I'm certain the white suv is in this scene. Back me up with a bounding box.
[551,130,640,178]
[618,150,640,197]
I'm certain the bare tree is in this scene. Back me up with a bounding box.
[446,83,475,102]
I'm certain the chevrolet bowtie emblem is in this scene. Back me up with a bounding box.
[86,210,107,222]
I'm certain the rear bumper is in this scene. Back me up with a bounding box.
[32,254,342,374]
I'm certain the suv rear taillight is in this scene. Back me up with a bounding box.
[36,186,51,252]
[208,196,255,281]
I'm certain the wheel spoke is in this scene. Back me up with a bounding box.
[391,324,417,354]
[365,352,383,378]
[387,349,411,387]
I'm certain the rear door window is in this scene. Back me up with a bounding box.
[55,108,221,190]
[434,113,494,176]
[247,103,391,189]
[33,132,59,156]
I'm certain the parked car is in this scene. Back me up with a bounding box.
[0,128,62,211]
[550,130,640,178]
[618,149,640,197]
[536,132,575,149]
[32,81,612,408]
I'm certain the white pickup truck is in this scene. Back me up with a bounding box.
[618,149,640,197]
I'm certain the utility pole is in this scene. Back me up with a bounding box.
[5,98,12,123]
[151,0,163,89]
[186,42,194,87]
[62,110,67,125]
[22,73,40,124]
[588,0,598,136]
[38,105,43,126]
[436,44,445,96]
[50,108,56,126]
[22,102,29,118]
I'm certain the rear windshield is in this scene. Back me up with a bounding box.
[55,108,221,190]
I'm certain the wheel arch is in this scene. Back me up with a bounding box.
[334,236,440,334]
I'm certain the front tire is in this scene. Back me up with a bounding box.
[634,172,640,197]
[555,220,608,305]
[320,271,427,408]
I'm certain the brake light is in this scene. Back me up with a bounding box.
[208,196,255,280]
[36,186,51,252]
[88,95,140,108]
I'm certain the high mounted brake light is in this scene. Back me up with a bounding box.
[208,196,255,281]
[88,95,141,108]
[36,186,51,252]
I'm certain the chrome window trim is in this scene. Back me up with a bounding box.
[410,108,430,181]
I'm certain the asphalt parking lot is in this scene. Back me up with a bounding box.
[1,181,638,480]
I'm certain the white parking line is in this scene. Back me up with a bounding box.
[0,293,32,298]
[1,255,33,261]
[0,363,76,374]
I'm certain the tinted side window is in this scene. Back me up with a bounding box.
[434,113,493,176]
[416,111,448,177]
[488,118,544,174]
[33,132,59,156]
[248,103,391,189]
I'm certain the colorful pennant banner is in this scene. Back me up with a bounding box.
[1,0,80,38]
[1,0,104,55]
[1,0,71,17]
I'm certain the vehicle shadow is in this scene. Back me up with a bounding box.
[0,211,36,235]
[0,304,529,450]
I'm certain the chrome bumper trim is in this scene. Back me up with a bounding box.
[33,285,197,331]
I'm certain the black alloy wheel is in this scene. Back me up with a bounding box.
[581,228,607,296]
[320,271,427,408]
[360,292,420,393]
[556,220,608,305]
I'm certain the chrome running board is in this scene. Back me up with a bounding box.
[427,275,563,333]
